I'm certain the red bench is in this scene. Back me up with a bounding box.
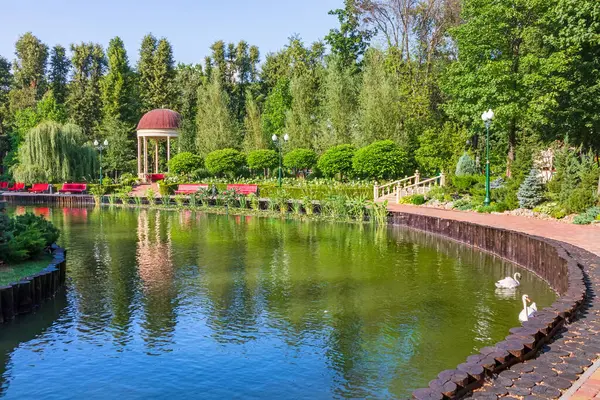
[174,184,209,194]
[147,174,165,182]
[7,182,25,191]
[226,184,259,195]
[28,183,50,193]
[59,183,87,194]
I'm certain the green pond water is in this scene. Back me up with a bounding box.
[0,206,556,399]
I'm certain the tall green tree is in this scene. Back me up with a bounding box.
[318,56,358,151]
[0,57,11,135]
[261,77,291,140]
[97,116,135,178]
[10,32,48,111]
[68,42,106,137]
[195,72,239,155]
[242,92,267,152]
[101,37,136,123]
[552,0,600,154]
[285,72,319,149]
[137,33,157,112]
[175,63,204,152]
[151,38,177,109]
[12,32,48,98]
[442,0,569,176]
[48,45,70,105]
[325,0,374,72]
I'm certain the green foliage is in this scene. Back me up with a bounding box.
[399,194,426,205]
[101,36,136,123]
[534,202,567,219]
[455,153,478,176]
[137,35,176,111]
[12,121,97,183]
[0,212,60,262]
[168,152,204,176]
[49,45,70,105]
[573,207,600,225]
[196,72,240,155]
[317,144,356,179]
[205,148,246,177]
[416,123,468,176]
[261,77,291,138]
[247,149,278,174]
[283,148,318,174]
[96,117,135,177]
[242,92,268,152]
[352,140,407,180]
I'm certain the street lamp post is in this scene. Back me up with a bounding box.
[481,109,494,206]
[94,139,109,184]
[272,133,289,188]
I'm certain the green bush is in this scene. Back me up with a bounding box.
[451,175,480,192]
[517,169,545,209]
[534,202,567,219]
[119,172,138,186]
[317,144,356,179]
[168,152,204,176]
[452,198,473,211]
[283,149,317,175]
[399,194,426,205]
[0,212,60,262]
[157,180,178,195]
[352,140,407,180]
[205,148,246,177]
[573,206,600,225]
[565,187,597,213]
[455,153,478,176]
[247,150,278,175]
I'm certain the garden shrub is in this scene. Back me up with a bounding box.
[0,212,60,263]
[399,194,426,205]
[119,172,138,186]
[517,169,545,209]
[452,198,473,210]
[168,152,204,176]
[205,148,246,177]
[573,207,600,225]
[352,140,407,180]
[451,175,480,192]
[283,149,317,176]
[533,202,567,219]
[157,180,178,195]
[455,153,478,176]
[247,150,278,175]
[317,144,356,179]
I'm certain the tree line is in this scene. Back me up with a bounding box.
[0,0,598,182]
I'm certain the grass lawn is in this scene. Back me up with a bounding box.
[0,254,54,286]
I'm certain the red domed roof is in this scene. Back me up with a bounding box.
[137,109,181,130]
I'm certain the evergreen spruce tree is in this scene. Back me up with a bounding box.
[455,152,478,176]
[517,169,545,209]
[137,34,157,112]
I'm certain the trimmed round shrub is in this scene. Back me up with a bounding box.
[455,152,478,176]
[205,148,246,177]
[352,140,407,180]
[317,144,356,179]
[168,152,204,176]
[247,149,278,175]
[283,148,317,174]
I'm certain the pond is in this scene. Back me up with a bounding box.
[0,206,556,399]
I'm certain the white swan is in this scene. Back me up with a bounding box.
[518,294,537,322]
[496,272,521,289]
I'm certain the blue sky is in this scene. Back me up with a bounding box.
[1,0,343,65]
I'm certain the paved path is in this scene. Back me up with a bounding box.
[386,204,600,257]
[386,204,600,398]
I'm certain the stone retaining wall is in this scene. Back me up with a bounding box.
[0,245,67,324]
[388,212,587,399]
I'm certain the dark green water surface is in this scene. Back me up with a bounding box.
[0,206,556,399]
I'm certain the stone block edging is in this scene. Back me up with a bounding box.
[386,212,587,400]
[0,244,67,323]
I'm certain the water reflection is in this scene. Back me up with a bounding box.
[0,207,557,399]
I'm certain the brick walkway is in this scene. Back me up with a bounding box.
[386,204,600,399]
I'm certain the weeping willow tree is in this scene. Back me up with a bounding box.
[12,121,97,183]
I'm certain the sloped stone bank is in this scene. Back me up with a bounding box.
[0,245,67,323]
[387,212,591,399]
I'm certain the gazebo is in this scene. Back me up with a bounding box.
[136,108,181,182]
